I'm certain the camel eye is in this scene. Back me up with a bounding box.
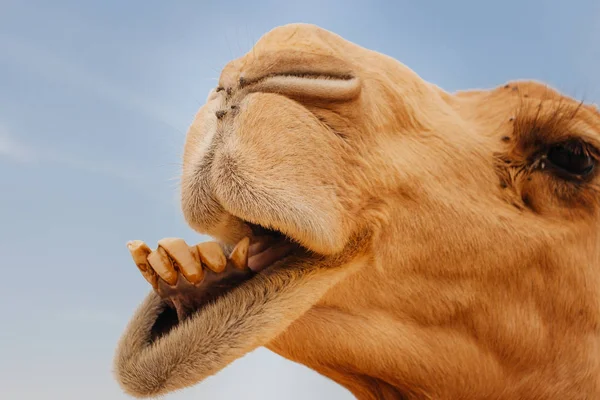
[546,141,595,177]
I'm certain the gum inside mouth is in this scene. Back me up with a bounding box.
[246,223,302,272]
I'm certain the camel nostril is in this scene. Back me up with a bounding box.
[238,71,361,101]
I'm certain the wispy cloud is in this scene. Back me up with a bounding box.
[0,124,146,182]
[0,126,36,163]
[0,33,188,133]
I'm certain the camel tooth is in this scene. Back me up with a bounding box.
[127,240,151,271]
[126,240,158,289]
[148,246,178,286]
[158,238,204,284]
[196,242,227,273]
[230,237,250,270]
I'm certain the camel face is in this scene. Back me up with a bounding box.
[116,23,600,399]
[181,20,600,298]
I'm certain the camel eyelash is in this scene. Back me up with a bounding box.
[507,98,600,181]
[511,98,584,148]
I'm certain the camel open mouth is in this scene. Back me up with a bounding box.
[126,217,315,342]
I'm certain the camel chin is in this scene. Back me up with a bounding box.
[114,23,600,400]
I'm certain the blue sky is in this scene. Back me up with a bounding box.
[0,1,598,399]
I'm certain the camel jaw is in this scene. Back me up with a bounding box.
[114,231,367,398]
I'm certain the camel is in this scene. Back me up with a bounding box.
[113,23,600,399]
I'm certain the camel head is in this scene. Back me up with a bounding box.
[115,23,600,399]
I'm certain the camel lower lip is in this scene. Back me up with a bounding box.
[247,236,299,272]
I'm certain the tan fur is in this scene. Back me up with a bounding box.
[114,23,600,399]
